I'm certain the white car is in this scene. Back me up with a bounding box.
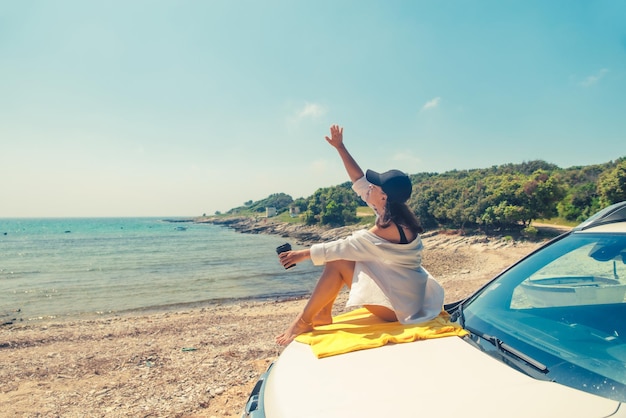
[243,202,626,418]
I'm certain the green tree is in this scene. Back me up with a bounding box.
[598,161,626,206]
[558,183,600,222]
[520,170,565,223]
[291,197,308,213]
[303,183,360,226]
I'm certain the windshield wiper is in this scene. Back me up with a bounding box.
[450,304,549,374]
[475,330,549,374]
[448,301,466,326]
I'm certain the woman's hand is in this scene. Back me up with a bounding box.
[324,124,344,149]
[278,249,310,269]
[324,123,364,182]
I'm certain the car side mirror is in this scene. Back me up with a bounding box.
[589,241,624,262]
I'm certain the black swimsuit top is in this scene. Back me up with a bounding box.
[395,223,409,244]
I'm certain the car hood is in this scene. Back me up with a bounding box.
[263,336,624,418]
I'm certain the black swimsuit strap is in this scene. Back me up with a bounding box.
[395,223,408,244]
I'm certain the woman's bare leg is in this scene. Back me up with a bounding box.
[363,304,398,322]
[276,260,355,346]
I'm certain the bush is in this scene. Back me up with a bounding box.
[522,225,538,238]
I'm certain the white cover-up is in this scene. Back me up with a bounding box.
[309,177,444,324]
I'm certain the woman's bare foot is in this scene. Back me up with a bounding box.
[275,316,314,346]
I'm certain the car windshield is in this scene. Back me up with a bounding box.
[462,231,626,402]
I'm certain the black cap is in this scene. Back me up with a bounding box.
[366,169,412,203]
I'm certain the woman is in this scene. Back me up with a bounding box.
[276,125,444,346]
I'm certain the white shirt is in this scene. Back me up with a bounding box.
[309,177,445,324]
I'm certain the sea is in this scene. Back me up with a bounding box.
[0,218,320,323]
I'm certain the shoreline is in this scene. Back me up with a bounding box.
[2,293,313,327]
[3,216,341,328]
[1,217,365,327]
[3,216,555,327]
[193,215,364,246]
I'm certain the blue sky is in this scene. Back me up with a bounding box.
[1,1,625,217]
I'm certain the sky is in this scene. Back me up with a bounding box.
[1,1,625,218]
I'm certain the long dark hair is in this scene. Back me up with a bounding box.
[377,201,423,234]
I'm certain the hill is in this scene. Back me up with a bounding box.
[211,157,626,232]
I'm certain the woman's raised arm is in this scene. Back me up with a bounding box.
[324,125,364,183]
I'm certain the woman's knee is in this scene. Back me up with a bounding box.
[324,260,355,282]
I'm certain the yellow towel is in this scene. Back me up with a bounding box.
[295,308,468,358]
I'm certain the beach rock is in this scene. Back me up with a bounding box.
[197,216,365,246]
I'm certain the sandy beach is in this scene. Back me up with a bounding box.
[0,229,553,417]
